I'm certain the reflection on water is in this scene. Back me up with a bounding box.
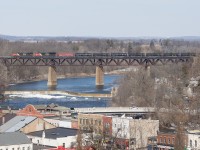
[1,75,122,109]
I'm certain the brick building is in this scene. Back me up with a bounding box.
[78,113,104,134]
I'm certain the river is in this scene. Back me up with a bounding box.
[0,75,122,109]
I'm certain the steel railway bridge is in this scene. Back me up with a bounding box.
[0,52,196,88]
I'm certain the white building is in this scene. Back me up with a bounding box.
[112,116,130,139]
[27,127,77,148]
[0,132,33,150]
[187,130,200,150]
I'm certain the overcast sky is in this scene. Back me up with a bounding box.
[0,0,200,37]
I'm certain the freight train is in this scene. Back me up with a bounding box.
[10,52,196,57]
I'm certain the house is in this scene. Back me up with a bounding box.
[0,116,55,133]
[0,132,33,150]
[27,127,77,148]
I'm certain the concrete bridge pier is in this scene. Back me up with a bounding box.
[6,66,10,82]
[47,66,57,89]
[145,65,151,77]
[96,66,104,89]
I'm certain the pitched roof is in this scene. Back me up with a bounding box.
[0,116,36,132]
[28,127,77,139]
[0,132,32,146]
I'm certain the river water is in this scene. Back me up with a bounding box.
[0,75,122,109]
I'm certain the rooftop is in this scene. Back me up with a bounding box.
[0,132,32,146]
[0,113,16,126]
[188,130,200,134]
[28,127,78,139]
[0,116,36,132]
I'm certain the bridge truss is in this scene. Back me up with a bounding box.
[0,55,194,67]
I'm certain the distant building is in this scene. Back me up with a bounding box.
[103,116,112,137]
[157,128,187,150]
[129,119,159,149]
[157,130,176,150]
[44,116,78,129]
[0,132,33,150]
[78,114,104,134]
[0,116,55,133]
[187,130,200,150]
[17,104,71,118]
[112,117,159,150]
[78,113,159,150]
[147,136,157,150]
[27,127,77,148]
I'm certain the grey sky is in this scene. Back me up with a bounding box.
[0,0,200,37]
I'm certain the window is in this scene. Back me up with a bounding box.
[160,137,162,143]
[168,138,170,144]
[63,143,65,148]
[195,140,197,147]
[172,138,175,144]
[27,146,30,150]
[99,120,101,126]
[190,140,192,147]
[95,120,98,125]
[12,148,15,150]
[80,119,82,124]
[163,137,166,143]
[23,147,25,150]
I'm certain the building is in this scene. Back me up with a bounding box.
[78,114,104,134]
[0,132,33,150]
[157,130,176,150]
[78,114,159,149]
[103,116,112,137]
[0,116,55,133]
[112,116,159,150]
[44,116,78,129]
[147,136,157,150]
[27,127,77,148]
[129,119,159,149]
[17,104,71,118]
[187,130,200,150]
[157,128,187,150]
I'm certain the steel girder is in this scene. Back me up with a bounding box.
[0,56,193,67]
